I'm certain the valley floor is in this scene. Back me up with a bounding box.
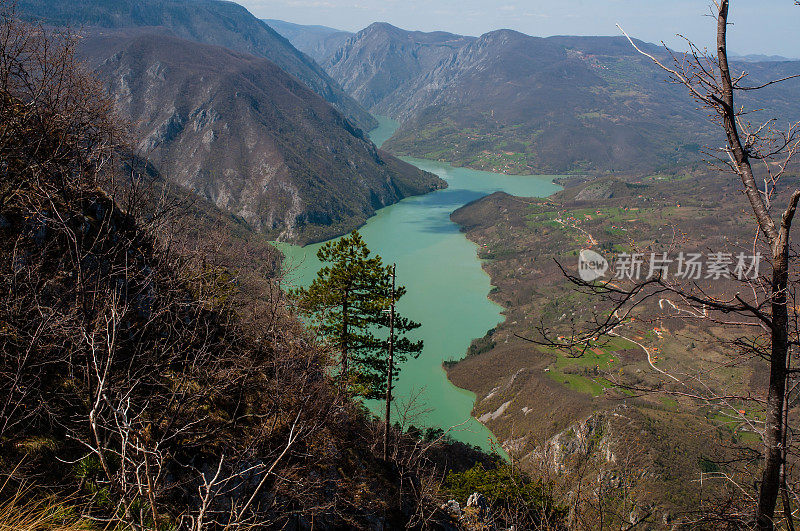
[446,170,799,520]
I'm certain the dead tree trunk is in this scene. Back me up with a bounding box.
[758,193,799,529]
[613,1,800,525]
[713,3,798,527]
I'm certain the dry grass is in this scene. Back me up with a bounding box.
[0,485,96,531]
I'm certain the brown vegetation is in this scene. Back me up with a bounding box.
[0,8,507,529]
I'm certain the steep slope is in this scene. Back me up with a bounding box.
[446,171,785,521]
[78,29,444,243]
[385,30,707,174]
[325,22,475,112]
[0,13,504,526]
[17,0,376,131]
[264,18,352,64]
[324,25,800,174]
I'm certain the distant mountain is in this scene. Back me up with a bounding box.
[78,29,444,243]
[17,0,376,131]
[264,19,352,64]
[730,52,798,62]
[324,24,800,175]
[324,22,475,111]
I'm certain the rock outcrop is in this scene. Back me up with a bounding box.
[77,29,445,243]
[19,0,376,131]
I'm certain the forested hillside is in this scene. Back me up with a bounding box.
[309,22,800,175]
[13,1,447,244]
[18,0,375,130]
[0,10,531,530]
[77,27,443,243]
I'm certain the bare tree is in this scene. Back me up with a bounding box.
[0,8,465,529]
[520,1,800,528]
[624,4,800,526]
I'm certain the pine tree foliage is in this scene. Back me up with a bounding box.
[295,230,422,399]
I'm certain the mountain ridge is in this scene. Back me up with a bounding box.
[77,27,445,243]
[17,0,377,131]
[263,18,352,63]
[318,22,800,174]
[324,22,475,114]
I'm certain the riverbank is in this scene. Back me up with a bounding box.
[277,116,561,450]
[445,173,768,512]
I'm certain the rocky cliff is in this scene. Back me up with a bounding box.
[324,22,475,113]
[264,19,352,64]
[79,29,445,243]
[18,0,377,131]
[322,23,800,174]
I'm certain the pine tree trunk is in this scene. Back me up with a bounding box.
[383,265,396,461]
[342,287,349,380]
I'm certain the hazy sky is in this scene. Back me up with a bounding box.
[239,0,799,57]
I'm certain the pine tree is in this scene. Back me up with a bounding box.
[366,265,424,398]
[295,231,422,399]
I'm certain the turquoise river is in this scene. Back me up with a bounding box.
[278,116,561,449]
